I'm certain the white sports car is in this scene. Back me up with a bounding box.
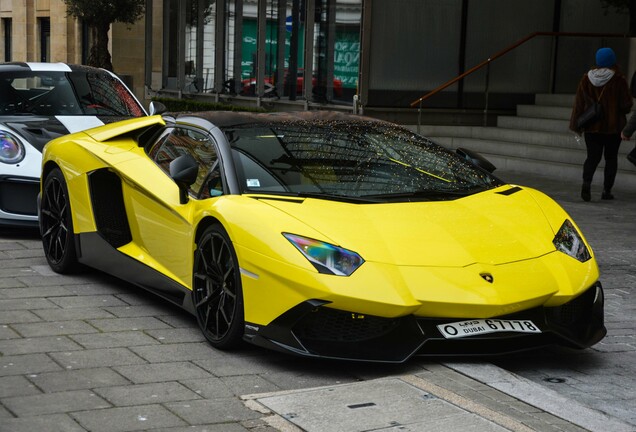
[0,62,155,227]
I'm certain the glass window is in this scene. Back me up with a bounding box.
[148,127,221,198]
[39,18,50,63]
[2,18,11,62]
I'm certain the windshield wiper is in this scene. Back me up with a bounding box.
[295,191,381,203]
[362,188,481,201]
[248,190,381,204]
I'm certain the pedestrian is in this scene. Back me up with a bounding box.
[569,47,633,201]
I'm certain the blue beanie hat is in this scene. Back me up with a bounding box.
[596,47,616,68]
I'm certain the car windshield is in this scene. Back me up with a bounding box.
[0,70,145,117]
[226,121,502,202]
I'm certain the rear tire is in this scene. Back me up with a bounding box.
[192,224,244,349]
[40,168,80,273]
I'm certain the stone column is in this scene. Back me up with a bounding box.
[10,0,29,61]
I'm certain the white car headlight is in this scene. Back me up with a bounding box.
[553,220,591,262]
[0,130,25,164]
[283,233,364,276]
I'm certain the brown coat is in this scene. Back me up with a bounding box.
[569,70,633,134]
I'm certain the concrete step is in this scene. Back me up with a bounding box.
[413,125,582,150]
[517,104,572,120]
[535,93,575,108]
[497,116,570,133]
[431,136,585,165]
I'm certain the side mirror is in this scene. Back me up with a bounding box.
[456,147,497,173]
[169,155,198,204]
[149,101,167,116]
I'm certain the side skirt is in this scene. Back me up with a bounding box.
[77,232,195,315]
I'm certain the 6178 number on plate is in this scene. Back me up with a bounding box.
[437,319,541,339]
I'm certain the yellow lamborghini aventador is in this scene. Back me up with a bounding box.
[38,111,605,362]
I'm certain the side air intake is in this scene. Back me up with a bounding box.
[88,169,132,248]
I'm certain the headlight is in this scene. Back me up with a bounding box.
[283,233,364,276]
[553,220,591,262]
[0,130,25,164]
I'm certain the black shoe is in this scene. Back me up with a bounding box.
[581,183,591,202]
[628,153,636,167]
[601,190,614,200]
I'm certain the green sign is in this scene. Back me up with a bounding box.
[241,19,360,90]
[334,28,359,90]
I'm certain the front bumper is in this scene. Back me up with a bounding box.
[244,282,606,363]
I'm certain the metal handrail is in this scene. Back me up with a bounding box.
[410,31,629,130]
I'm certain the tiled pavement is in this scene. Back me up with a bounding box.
[0,168,634,432]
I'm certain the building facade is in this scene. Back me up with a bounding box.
[1,0,631,122]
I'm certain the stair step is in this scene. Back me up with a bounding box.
[517,105,572,120]
[432,136,585,165]
[414,125,581,150]
[500,112,636,132]
[535,93,575,108]
[497,116,570,133]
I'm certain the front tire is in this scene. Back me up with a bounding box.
[40,168,79,273]
[193,223,244,349]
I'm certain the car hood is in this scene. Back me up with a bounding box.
[1,115,129,152]
[260,186,559,267]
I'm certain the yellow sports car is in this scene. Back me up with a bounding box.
[39,111,605,362]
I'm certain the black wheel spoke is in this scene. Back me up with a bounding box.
[224,289,236,301]
[40,208,55,219]
[219,302,231,327]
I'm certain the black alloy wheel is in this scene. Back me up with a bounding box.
[40,168,79,273]
[193,224,244,349]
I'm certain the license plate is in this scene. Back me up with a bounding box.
[437,319,541,339]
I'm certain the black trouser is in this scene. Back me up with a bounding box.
[583,132,621,191]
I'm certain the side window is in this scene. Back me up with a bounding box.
[148,127,220,198]
[201,163,224,199]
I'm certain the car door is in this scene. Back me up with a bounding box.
[118,125,221,289]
